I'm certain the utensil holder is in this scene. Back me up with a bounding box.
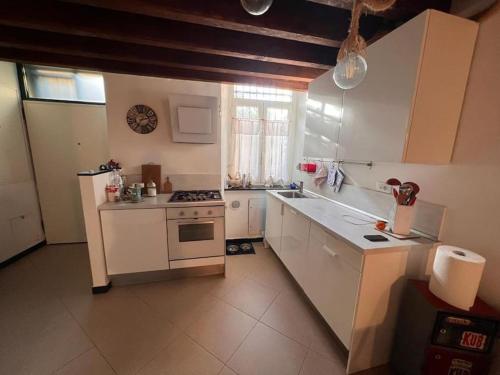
[389,204,414,235]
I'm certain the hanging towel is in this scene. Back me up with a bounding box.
[313,162,328,186]
[327,162,337,187]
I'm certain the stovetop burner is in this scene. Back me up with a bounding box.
[169,190,222,202]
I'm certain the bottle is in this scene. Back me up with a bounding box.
[163,176,172,193]
[147,180,157,197]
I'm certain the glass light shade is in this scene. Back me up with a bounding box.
[240,0,274,15]
[333,52,367,90]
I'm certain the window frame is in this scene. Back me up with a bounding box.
[16,63,106,106]
[230,87,296,184]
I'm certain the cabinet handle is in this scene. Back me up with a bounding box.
[322,244,337,258]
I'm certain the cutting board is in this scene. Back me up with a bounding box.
[142,164,161,193]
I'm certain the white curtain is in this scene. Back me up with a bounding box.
[229,116,290,184]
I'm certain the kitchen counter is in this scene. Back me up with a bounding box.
[267,190,433,252]
[98,193,225,210]
[225,185,289,191]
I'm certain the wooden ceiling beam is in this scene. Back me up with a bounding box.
[1,47,308,91]
[60,0,386,47]
[0,26,325,82]
[0,1,337,69]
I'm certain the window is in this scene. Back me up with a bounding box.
[228,85,294,184]
[21,64,106,103]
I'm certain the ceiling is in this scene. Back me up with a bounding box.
[0,0,451,90]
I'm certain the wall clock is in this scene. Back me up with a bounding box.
[126,104,158,134]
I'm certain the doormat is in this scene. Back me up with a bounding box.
[226,238,259,256]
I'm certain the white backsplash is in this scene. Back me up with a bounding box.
[125,173,221,191]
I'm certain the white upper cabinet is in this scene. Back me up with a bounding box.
[303,70,343,159]
[333,10,478,164]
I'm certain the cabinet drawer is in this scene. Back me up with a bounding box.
[167,206,224,219]
[323,228,363,271]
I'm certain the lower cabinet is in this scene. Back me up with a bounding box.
[101,208,169,275]
[264,195,284,256]
[281,205,311,287]
[304,222,362,348]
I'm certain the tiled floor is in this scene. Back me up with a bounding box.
[0,242,392,375]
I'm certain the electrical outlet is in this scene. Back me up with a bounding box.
[376,181,393,194]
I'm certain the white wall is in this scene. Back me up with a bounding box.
[294,4,500,309]
[24,101,108,244]
[104,73,222,190]
[0,61,44,261]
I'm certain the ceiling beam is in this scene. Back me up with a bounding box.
[60,0,386,47]
[1,47,308,91]
[0,1,337,69]
[0,26,325,82]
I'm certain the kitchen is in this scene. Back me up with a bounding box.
[1,1,500,375]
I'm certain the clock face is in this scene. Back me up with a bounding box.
[126,105,158,134]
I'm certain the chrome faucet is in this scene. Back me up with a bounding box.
[299,181,304,193]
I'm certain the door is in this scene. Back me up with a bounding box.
[264,195,283,256]
[167,217,225,260]
[248,198,266,236]
[304,222,361,348]
[101,208,169,275]
[281,205,310,287]
[24,101,108,243]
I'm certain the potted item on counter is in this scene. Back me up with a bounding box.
[386,178,420,235]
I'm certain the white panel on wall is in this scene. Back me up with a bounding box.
[24,101,108,244]
[178,107,212,134]
[0,61,44,262]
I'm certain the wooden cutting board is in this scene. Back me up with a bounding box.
[142,164,161,193]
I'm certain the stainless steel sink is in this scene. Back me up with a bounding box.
[278,191,309,199]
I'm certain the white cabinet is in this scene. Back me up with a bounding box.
[302,10,478,164]
[264,194,284,256]
[303,70,343,159]
[101,208,169,275]
[304,223,361,348]
[281,205,311,287]
[225,190,266,239]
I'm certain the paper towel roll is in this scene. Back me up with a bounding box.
[429,245,485,311]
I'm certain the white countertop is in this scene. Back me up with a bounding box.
[99,194,225,210]
[268,190,434,253]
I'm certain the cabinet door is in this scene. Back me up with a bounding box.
[264,195,283,256]
[101,209,169,275]
[281,205,311,288]
[338,12,426,162]
[304,223,361,348]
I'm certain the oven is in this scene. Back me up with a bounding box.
[167,206,225,261]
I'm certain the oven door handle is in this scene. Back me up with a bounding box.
[175,219,216,225]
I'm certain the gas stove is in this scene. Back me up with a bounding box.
[168,190,222,203]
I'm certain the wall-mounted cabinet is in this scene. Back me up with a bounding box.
[305,10,478,164]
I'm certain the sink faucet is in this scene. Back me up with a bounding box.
[299,181,304,193]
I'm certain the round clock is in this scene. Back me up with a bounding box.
[126,105,158,134]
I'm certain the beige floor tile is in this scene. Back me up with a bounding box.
[137,334,223,375]
[227,322,308,375]
[221,277,279,319]
[0,295,93,375]
[64,294,180,375]
[309,323,348,365]
[204,273,246,298]
[186,300,256,362]
[299,350,345,375]
[131,277,220,330]
[247,260,297,293]
[219,366,238,375]
[260,290,320,347]
[55,348,116,375]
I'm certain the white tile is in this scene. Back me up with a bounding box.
[228,323,308,375]
[186,300,256,362]
[137,334,223,375]
[55,348,115,375]
[221,277,279,319]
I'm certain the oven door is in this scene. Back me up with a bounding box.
[167,217,225,260]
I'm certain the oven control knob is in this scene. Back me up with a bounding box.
[194,211,198,216]
[179,211,185,216]
[208,210,213,215]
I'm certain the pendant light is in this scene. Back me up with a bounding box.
[240,0,274,16]
[333,0,396,90]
